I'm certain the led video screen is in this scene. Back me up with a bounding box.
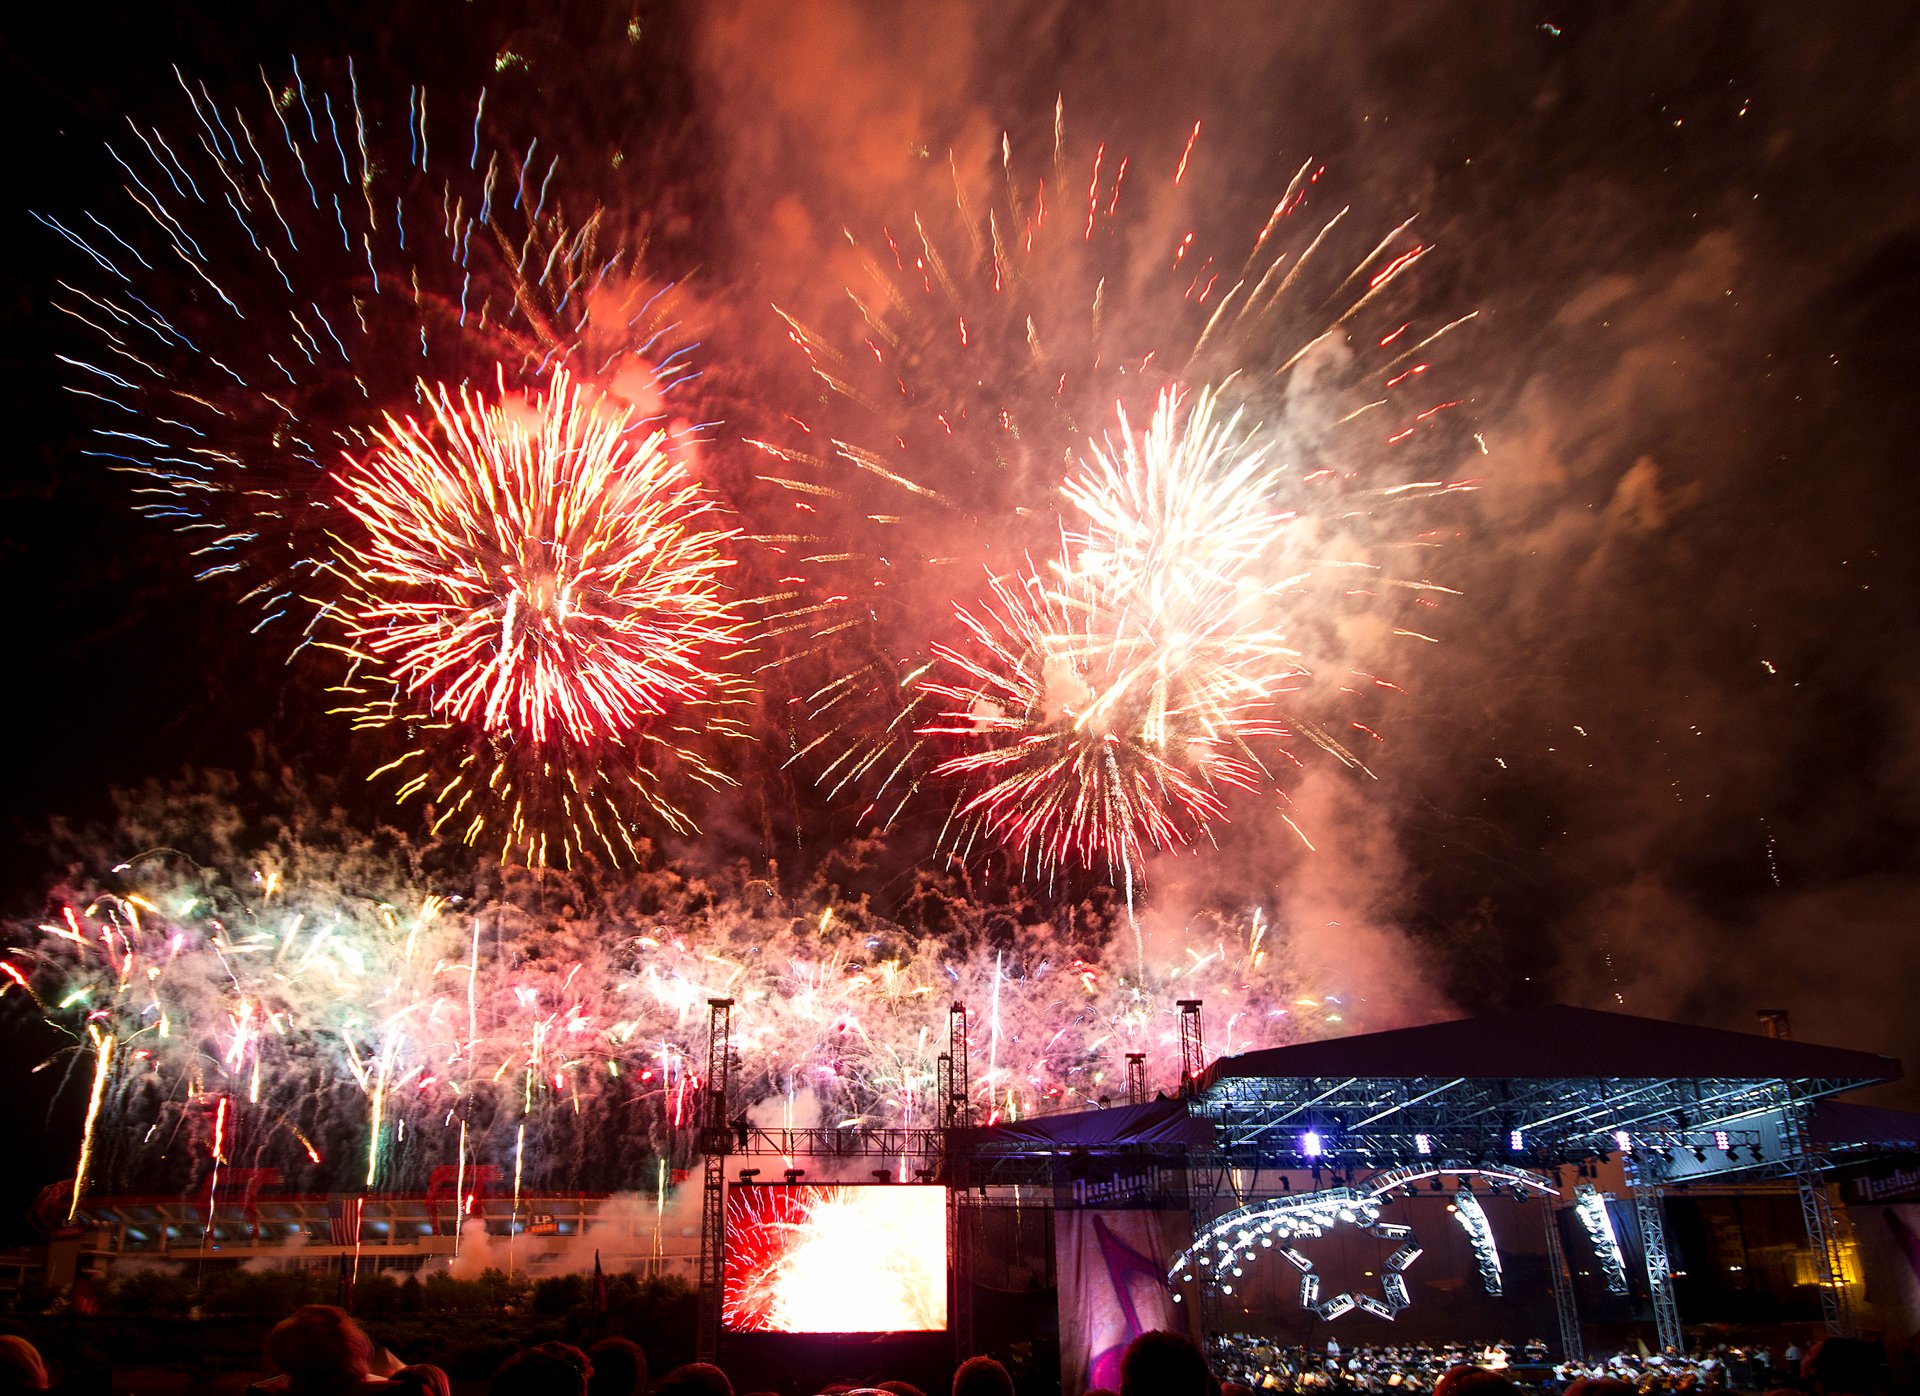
[722,1184,948,1333]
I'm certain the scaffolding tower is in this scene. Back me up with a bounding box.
[695,999,734,1364]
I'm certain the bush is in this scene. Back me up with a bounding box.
[109,1269,194,1316]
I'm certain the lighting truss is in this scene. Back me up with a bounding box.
[1168,1165,1555,1322]
[1450,1186,1502,1296]
[1574,1182,1629,1294]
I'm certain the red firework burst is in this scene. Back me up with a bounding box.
[325,369,749,860]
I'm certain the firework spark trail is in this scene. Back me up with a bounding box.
[761,114,1481,882]
[44,67,732,865]
[6,795,1359,1197]
[320,369,754,865]
[918,389,1328,886]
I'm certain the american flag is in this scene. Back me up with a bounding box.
[326,1196,364,1247]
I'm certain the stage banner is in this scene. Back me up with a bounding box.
[1055,1210,1185,1396]
[1850,1203,1920,1351]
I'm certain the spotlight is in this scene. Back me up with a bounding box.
[784,1168,806,1183]
[1301,1131,1323,1158]
[737,1168,760,1184]
[1691,1147,1707,1164]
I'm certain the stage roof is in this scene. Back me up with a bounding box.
[1199,1004,1900,1092]
[1189,1004,1901,1170]
[971,1096,1208,1154]
[1812,1098,1920,1148]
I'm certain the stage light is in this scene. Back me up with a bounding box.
[1613,1130,1632,1152]
[1415,1133,1431,1155]
[1301,1131,1323,1158]
[1509,1129,1524,1151]
[1714,1130,1731,1151]
[784,1168,806,1184]
[737,1169,761,1184]
[1691,1147,1708,1163]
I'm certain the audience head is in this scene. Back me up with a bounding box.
[264,1305,377,1388]
[952,1356,1015,1396]
[491,1342,592,1396]
[876,1384,926,1396]
[390,1366,454,1396]
[1805,1338,1883,1396]
[1433,1368,1522,1396]
[586,1337,647,1396]
[1120,1331,1211,1396]
[1565,1380,1635,1396]
[656,1362,735,1396]
[0,1336,48,1392]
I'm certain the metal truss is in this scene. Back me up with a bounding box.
[1449,1187,1502,1295]
[1626,1156,1682,1354]
[1179,1001,1206,1096]
[947,1003,974,1364]
[695,1000,733,1365]
[1199,1072,1871,1172]
[1542,1197,1584,1362]
[731,1127,947,1163]
[1779,1087,1855,1335]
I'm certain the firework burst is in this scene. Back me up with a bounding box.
[321,370,753,865]
[40,64,701,615]
[759,113,1481,883]
[40,65,738,864]
[918,389,1318,884]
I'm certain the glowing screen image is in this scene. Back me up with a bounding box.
[723,1184,949,1332]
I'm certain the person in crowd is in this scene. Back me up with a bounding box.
[248,1305,393,1395]
[875,1383,925,1396]
[388,1367,452,1396]
[585,1337,646,1396]
[1432,1367,1520,1396]
[1120,1331,1213,1396]
[952,1356,1015,1396]
[1804,1338,1885,1396]
[0,1336,48,1393]
[1566,1380,1635,1396]
[490,1343,592,1396]
[655,1362,735,1396]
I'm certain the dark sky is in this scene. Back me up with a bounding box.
[4,0,1920,1216]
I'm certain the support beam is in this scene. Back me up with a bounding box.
[1542,1196,1584,1363]
[945,1004,974,1365]
[1626,1157,1682,1354]
[695,999,733,1365]
[1781,1092,1855,1336]
[1178,1001,1205,1097]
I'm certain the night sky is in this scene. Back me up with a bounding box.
[4,2,1920,1218]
